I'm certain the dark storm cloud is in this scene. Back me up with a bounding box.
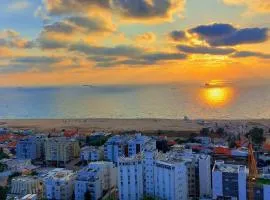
[189,23,269,46]
[177,45,235,55]
[232,51,270,59]
[169,30,187,41]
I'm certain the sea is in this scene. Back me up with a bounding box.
[1,83,270,119]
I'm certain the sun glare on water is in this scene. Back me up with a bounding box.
[199,82,235,107]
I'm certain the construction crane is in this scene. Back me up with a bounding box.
[248,141,258,200]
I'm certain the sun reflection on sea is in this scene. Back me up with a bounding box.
[199,85,235,107]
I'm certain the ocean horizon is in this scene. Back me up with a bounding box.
[1,83,270,119]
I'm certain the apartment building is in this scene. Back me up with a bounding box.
[16,136,46,160]
[80,146,104,162]
[104,133,152,163]
[44,137,80,166]
[75,161,117,200]
[118,149,189,200]
[10,176,43,198]
[42,168,76,200]
[118,154,144,200]
[212,160,247,200]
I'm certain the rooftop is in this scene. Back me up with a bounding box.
[213,161,246,173]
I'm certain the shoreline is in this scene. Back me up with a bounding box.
[1,118,270,134]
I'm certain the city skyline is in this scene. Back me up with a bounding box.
[0,0,269,87]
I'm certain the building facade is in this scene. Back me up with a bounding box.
[44,137,80,166]
[42,168,76,200]
[118,154,144,200]
[212,160,247,200]
[80,146,104,162]
[10,176,43,198]
[75,161,117,200]
[104,133,152,163]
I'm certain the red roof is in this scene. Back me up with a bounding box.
[214,147,231,156]
[7,141,17,148]
[167,140,176,146]
[64,130,78,137]
[263,143,270,151]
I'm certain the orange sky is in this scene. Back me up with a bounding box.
[0,0,269,86]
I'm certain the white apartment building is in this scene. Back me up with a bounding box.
[80,146,104,162]
[118,149,189,200]
[42,168,76,200]
[153,155,188,200]
[163,147,212,199]
[104,133,153,163]
[212,160,247,200]
[75,161,117,200]
[44,137,80,166]
[10,176,43,198]
[118,154,144,200]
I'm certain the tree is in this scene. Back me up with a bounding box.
[200,128,210,136]
[0,186,8,200]
[84,190,91,200]
[216,127,226,136]
[228,136,236,148]
[245,127,265,145]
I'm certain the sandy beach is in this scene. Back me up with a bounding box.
[1,118,270,135]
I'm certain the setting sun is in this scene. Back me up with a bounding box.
[200,87,234,107]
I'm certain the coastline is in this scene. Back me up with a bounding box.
[1,118,270,134]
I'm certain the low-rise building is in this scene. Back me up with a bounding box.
[42,168,76,200]
[212,160,247,200]
[80,146,104,162]
[10,176,43,198]
[104,133,152,163]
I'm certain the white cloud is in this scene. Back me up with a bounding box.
[8,1,30,11]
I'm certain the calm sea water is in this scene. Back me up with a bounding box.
[1,84,270,119]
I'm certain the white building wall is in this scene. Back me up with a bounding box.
[118,159,143,200]
[154,161,188,200]
[212,171,223,199]
[143,150,155,196]
[199,156,211,197]
[264,185,270,200]
[238,170,247,200]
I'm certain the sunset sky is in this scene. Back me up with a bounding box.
[0,0,269,87]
